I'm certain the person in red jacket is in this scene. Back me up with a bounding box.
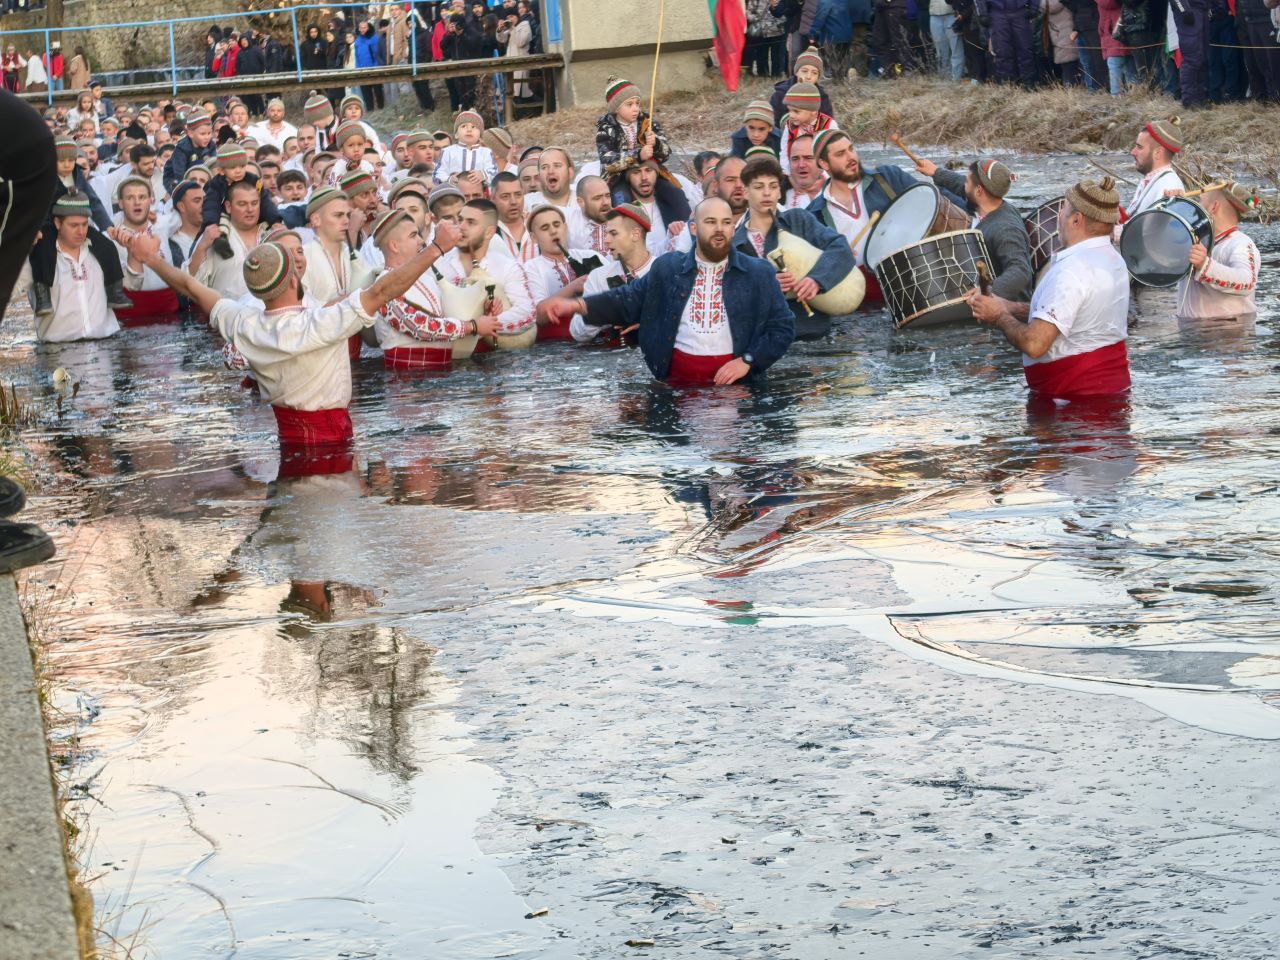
[212,34,240,78]
[44,43,65,93]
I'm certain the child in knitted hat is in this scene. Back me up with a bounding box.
[433,110,498,186]
[770,46,834,126]
[202,143,283,259]
[338,93,383,151]
[327,119,373,187]
[730,100,781,160]
[596,76,672,198]
[778,84,838,177]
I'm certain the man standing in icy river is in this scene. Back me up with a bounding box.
[964,177,1131,402]
[542,197,795,387]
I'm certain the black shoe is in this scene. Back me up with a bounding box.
[0,477,25,518]
[212,235,234,260]
[32,282,53,318]
[105,280,132,310]
[0,521,54,574]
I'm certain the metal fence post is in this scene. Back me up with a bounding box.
[168,22,178,97]
[43,28,53,106]
[291,8,303,84]
[410,14,417,78]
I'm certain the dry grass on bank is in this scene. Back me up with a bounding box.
[495,76,1280,195]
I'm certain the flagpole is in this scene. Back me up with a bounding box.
[649,0,667,120]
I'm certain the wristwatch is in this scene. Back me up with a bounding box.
[741,353,754,370]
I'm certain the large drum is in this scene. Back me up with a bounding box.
[863,183,970,271]
[1026,197,1063,284]
[875,229,991,329]
[1120,196,1214,287]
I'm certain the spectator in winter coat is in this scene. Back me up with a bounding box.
[236,34,267,115]
[301,25,328,71]
[1237,0,1280,102]
[811,0,874,79]
[948,0,991,83]
[1041,0,1082,83]
[1061,0,1105,89]
[987,0,1037,85]
[1096,0,1135,95]
[354,21,387,111]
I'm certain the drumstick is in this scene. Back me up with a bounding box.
[1085,156,1136,187]
[976,261,993,296]
[1180,182,1228,199]
[849,211,880,253]
[889,133,923,167]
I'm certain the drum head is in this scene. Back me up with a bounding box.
[1121,209,1193,287]
[864,184,940,270]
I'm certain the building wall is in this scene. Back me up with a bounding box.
[557,0,714,108]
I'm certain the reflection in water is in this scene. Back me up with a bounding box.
[6,151,1280,957]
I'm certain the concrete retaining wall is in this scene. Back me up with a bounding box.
[0,574,82,960]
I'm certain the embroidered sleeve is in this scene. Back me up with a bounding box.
[222,340,250,370]
[1196,239,1258,296]
[497,264,536,335]
[379,296,468,341]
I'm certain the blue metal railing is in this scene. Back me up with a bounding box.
[0,1,562,106]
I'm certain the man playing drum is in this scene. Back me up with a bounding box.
[732,156,855,340]
[1173,182,1261,320]
[808,130,962,266]
[964,178,1131,401]
[911,155,1034,302]
[1122,118,1186,226]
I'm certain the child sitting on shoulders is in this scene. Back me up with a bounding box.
[201,143,283,258]
[778,84,837,176]
[596,76,685,213]
[432,110,498,187]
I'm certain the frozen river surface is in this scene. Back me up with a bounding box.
[8,149,1280,958]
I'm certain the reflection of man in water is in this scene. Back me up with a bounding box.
[543,198,795,387]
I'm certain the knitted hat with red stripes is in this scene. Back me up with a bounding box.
[341,169,377,198]
[391,133,409,151]
[744,144,778,161]
[372,208,412,250]
[605,76,641,112]
[1066,176,1121,225]
[454,109,484,132]
[115,175,154,200]
[743,100,775,127]
[183,108,212,129]
[334,120,366,149]
[404,130,432,147]
[793,46,823,75]
[340,93,365,115]
[51,190,92,219]
[1221,181,1261,217]
[54,137,78,160]
[812,128,847,161]
[216,143,248,167]
[783,83,822,112]
[243,242,296,300]
[304,94,334,126]
[1145,117,1183,154]
[306,186,347,218]
[608,202,651,233]
[972,158,1014,199]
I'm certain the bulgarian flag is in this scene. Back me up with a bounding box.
[708,0,747,92]
[1166,7,1182,68]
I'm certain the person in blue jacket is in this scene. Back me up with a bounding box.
[353,20,387,111]
[729,100,783,159]
[768,44,835,124]
[542,197,795,387]
[809,0,875,79]
[733,155,855,341]
[807,129,964,264]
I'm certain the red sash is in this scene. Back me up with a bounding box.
[667,349,735,386]
[115,287,180,325]
[383,345,454,370]
[858,266,883,307]
[537,319,575,341]
[1023,340,1130,400]
[272,406,354,447]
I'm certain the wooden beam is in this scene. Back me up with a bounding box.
[18,54,565,105]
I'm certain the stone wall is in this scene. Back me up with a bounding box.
[0,0,309,76]
[557,0,714,108]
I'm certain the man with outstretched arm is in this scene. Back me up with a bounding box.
[118,221,463,462]
[543,198,794,387]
